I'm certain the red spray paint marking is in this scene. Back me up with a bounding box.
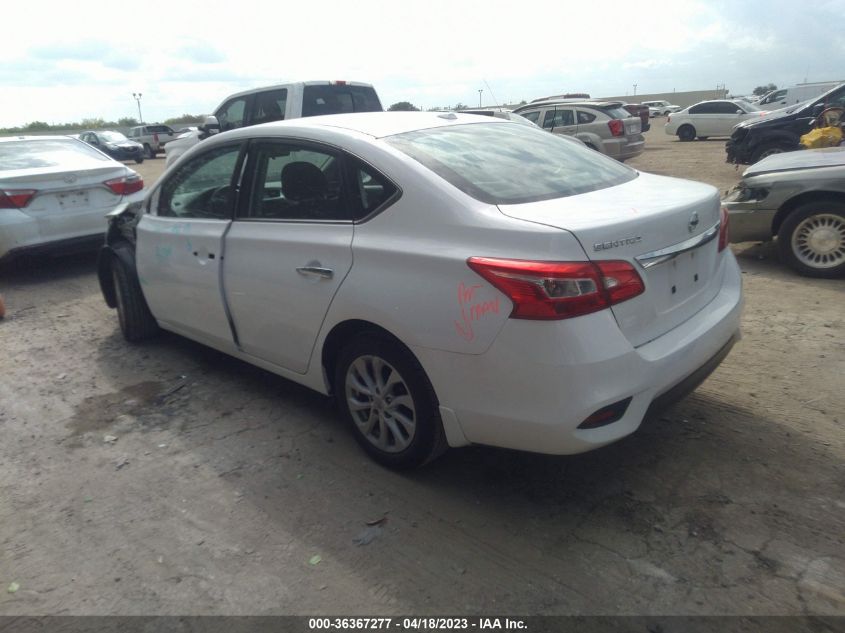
[455,282,500,341]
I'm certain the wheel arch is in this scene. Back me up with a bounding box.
[320,319,422,396]
[97,240,136,309]
[772,191,845,236]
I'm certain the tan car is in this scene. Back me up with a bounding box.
[513,100,644,161]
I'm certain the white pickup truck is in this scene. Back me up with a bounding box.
[165,81,383,166]
[127,124,177,159]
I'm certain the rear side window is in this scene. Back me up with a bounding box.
[0,139,110,169]
[603,107,632,119]
[386,122,637,205]
[243,142,347,221]
[577,110,596,123]
[542,109,574,129]
[301,85,382,117]
[349,158,398,220]
[689,103,716,114]
[252,89,288,125]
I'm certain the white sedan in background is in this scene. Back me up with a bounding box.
[665,100,768,141]
[98,112,742,468]
[0,136,145,264]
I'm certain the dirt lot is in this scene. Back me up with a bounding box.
[1,124,844,617]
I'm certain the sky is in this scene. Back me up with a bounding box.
[2,0,844,128]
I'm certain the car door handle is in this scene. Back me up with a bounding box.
[296,266,334,279]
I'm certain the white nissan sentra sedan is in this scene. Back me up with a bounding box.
[0,136,145,264]
[98,112,743,468]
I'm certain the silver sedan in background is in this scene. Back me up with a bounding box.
[723,147,845,277]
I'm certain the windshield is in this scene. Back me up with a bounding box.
[101,131,129,142]
[301,85,383,117]
[0,139,111,170]
[385,122,637,205]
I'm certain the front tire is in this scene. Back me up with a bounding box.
[335,333,447,469]
[777,201,845,278]
[678,125,696,142]
[135,157,144,164]
[750,143,791,164]
[112,255,159,341]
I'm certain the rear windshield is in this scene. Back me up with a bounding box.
[385,122,637,205]
[603,106,632,119]
[0,138,110,170]
[301,85,382,117]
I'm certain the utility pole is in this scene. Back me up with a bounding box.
[478,89,483,108]
[132,93,143,123]
[633,84,637,96]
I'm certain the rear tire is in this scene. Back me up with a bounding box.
[111,255,158,341]
[777,201,845,278]
[335,333,448,469]
[678,125,696,142]
[697,136,709,141]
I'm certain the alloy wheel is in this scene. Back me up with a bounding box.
[345,355,416,453]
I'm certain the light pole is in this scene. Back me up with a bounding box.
[478,89,483,108]
[132,92,143,124]
[633,84,637,96]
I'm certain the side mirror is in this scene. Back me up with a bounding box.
[201,115,220,135]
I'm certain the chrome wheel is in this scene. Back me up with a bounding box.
[791,213,845,269]
[345,355,416,453]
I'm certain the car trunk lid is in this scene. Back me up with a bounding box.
[498,172,724,347]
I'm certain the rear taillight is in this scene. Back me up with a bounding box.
[105,174,144,195]
[467,257,644,320]
[0,189,37,209]
[718,206,730,251]
[607,119,625,137]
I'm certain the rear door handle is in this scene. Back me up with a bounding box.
[296,266,334,279]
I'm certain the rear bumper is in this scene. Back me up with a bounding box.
[605,137,645,161]
[415,252,743,455]
[723,200,776,243]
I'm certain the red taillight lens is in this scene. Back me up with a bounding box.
[718,206,730,251]
[608,119,625,137]
[467,257,644,320]
[105,174,144,195]
[0,189,37,209]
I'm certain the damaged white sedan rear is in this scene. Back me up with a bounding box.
[98,112,742,468]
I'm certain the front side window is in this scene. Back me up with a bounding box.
[243,142,347,221]
[519,110,541,125]
[386,122,636,205]
[216,97,248,132]
[158,144,242,219]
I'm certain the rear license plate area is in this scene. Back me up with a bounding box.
[58,190,89,209]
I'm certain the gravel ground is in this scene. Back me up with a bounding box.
[0,123,843,617]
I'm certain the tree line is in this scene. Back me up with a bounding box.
[0,114,207,135]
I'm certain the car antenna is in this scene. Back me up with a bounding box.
[483,79,500,109]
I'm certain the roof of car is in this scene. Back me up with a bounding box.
[223,80,376,101]
[515,100,623,111]
[226,111,506,140]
